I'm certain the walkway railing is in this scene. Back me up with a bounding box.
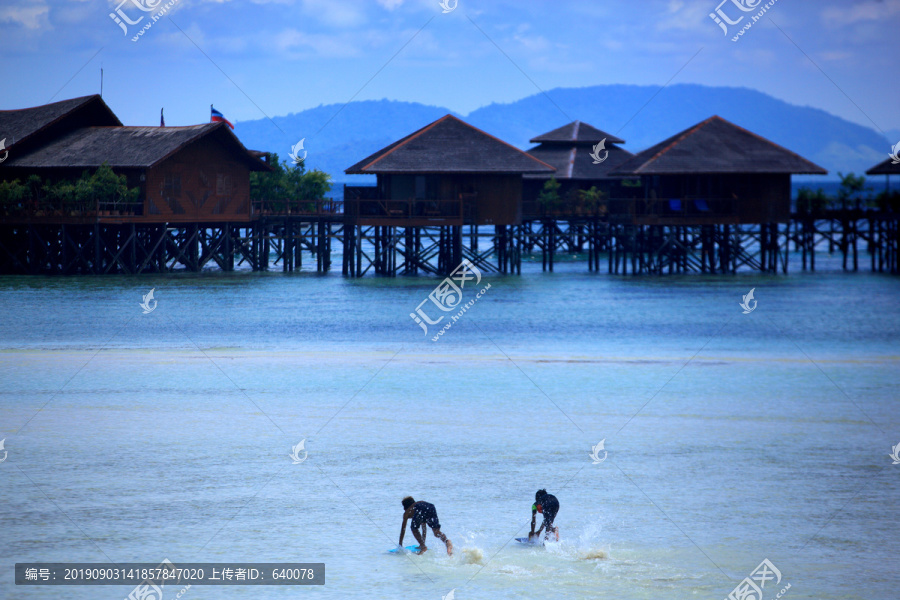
[252,198,343,217]
[343,197,464,222]
[523,197,737,220]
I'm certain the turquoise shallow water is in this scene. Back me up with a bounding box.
[0,261,899,599]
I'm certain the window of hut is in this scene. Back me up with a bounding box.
[164,173,181,198]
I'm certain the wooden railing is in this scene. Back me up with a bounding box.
[344,197,464,221]
[252,198,343,216]
[0,198,144,218]
[523,197,737,219]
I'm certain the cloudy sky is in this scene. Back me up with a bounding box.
[1,0,898,139]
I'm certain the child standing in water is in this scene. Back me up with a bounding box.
[529,489,560,541]
[400,496,453,555]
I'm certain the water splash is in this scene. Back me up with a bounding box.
[459,546,483,564]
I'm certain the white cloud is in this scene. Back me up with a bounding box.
[513,32,551,53]
[300,0,365,27]
[822,0,900,26]
[275,28,363,58]
[0,3,49,29]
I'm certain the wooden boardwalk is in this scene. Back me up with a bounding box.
[0,207,896,276]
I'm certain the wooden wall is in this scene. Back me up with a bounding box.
[647,173,792,224]
[144,135,252,222]
[381,173,522,225]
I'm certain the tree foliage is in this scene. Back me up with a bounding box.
[0,164,138,215]
[537,177,562,213]
[576,186,608,215]
[836,171,871,206]
[250,153,333,212]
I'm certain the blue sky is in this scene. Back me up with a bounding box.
[1,0,898,139]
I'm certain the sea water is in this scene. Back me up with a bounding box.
[0,257,898,599]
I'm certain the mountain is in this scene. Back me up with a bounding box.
[233,84,891,186]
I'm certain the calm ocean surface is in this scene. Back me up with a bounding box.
[1,253,898,600]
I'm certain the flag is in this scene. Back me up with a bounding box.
[210,105,234,129]
[160,108,165,127]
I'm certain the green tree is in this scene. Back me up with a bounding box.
[538,177,561,214]
[87,163,139,211]
[0,179,32,216]
[577,186,607,216]
[836,172,871,207]
[250,152,333,213]
[3,164,138,215]
[795,187,831,214]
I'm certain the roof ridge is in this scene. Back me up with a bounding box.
[360,114,454,171]
[634,117,713,173]
[356,114,555,173]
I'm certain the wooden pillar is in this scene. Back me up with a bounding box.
[355,225,362,277]
[608,225,614,274]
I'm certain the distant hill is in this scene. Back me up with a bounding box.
[234,84,891,187]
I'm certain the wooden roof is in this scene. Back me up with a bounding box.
[345,114,555,175]
[5,122,271,171]
[866,157,900,175]
[611,116,827,175]
[529,121,624,145]
[525,143,634,180]
[0,95,121,152]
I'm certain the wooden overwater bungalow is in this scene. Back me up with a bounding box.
[863,157,899,272]
[3,122,270,222]
[0,95,272,274]
[342,114,555,275]
[523,120,634,219]
[866,156,900,192]
[2,97,895,276]
[604,116,828,273]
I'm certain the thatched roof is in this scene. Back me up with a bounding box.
[866,157,900,175]
[0,95,121,152]
[525,143,634,180]
[611,116,827,175]
[529,121,624,145]
[345,114,555,175]
[5,122,271,171]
